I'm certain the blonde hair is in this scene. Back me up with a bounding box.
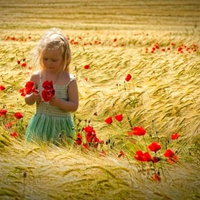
[31,28,71,72]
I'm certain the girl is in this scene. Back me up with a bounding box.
[25,28,79,145]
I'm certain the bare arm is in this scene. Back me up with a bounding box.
[49,80,79,112]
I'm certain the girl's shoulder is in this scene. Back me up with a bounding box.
[32,70,41,76]
[30,70,42,85]
[61,72,76,84]
[69,73,76,80]
[31,70,42,76]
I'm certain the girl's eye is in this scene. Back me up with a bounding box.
[52,60,57,62]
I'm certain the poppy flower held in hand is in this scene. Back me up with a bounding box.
[42,89,55,102]
[42,80,54,90]
[42,80,55,102]
[20,81,38,96]
[25,81,36,94]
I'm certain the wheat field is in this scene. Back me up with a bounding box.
[0,0,200,199]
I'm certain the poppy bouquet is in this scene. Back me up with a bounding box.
[41,81,55,102]
[20,80,55,102]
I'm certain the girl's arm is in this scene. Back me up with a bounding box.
[25,73,41,105]
[49,80,79,112]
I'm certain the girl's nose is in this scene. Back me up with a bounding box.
[46,60,52,68]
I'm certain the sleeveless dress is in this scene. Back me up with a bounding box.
[25,71,76,146]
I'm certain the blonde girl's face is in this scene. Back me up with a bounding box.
[41,47,64,73]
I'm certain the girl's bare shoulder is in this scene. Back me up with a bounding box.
[30,70,42,84]
[59,71,71,84]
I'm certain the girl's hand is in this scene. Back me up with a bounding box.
[32,91,42,103]
[49,95,59,107]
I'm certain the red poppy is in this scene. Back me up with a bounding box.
[152,173,161,182]
[84,65,90,69]
[154,43,159,49]
[0,85,5,91]
[118,150,125,158]
[19,88,26,96]
[98,139,104,144]
[92,136,100,148]
[83,143,89,150]
[20,81,37,96]
[11,132,18,138]
[14,112,23,119]
[99,149,107,157]
[42,80,54,90]
[85,131,96,143]
[83,125,101,148]
[114,114,123,122]
[125,74,132,82]
[42,89,55,102]
[84,125,96,142]
[134,150,152,162]
[104,117,112,124]
[0,109,7,117]
[5,122,12,129]
[84,125,94,134]
[148,142,161,153]
[42,81,55,102]
[75,133,82,145]
[163,149,178,163]
[152,156,160,163]
[163,149,174,157]
[25,81,35,94]
[171,133,180,140]
[21,62,27,67]
[128,126,146,136]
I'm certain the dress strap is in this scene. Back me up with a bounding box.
[66,74,75,88]
[39,70,42,84]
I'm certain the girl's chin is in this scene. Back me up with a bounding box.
[46,68,56,72]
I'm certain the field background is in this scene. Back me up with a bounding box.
[0,0,200,199]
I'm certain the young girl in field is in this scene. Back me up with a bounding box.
[25,28,79,145]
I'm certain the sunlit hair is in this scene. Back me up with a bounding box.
[31,28,71,72]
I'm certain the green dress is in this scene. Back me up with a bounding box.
[26,71,76,145]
